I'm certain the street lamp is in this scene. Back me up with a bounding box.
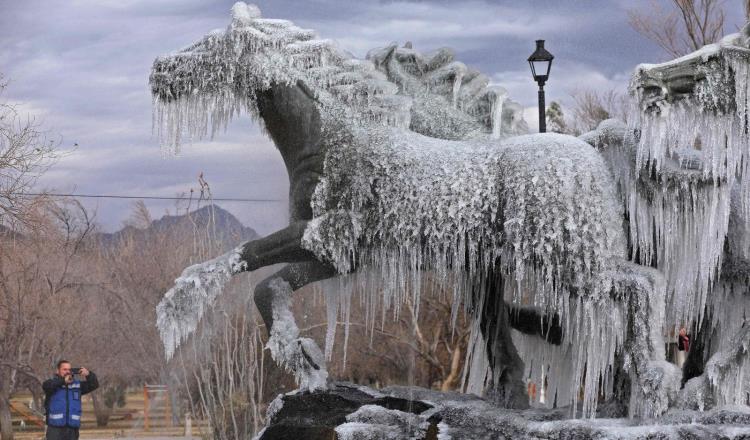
[527,40,554,133]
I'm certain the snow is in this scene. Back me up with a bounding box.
[334,422,403,440]
[344,405,428,437]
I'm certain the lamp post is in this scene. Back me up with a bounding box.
[527,40,554,133]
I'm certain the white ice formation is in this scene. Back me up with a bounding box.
[156,245,246,359]
[152,0,530,397]
[584,25,750,412]
[265,278,328,391]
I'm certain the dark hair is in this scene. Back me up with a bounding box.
[56,360,71,369]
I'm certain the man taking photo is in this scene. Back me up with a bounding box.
[42,360,99,440]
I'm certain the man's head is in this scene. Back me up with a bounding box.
[56,360,71,377]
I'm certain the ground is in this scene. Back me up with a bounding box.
[10,390,205,440]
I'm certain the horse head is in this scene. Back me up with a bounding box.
[584,23,750,328]
[150,3,413,154]
[629,22,750,181]
[150,2,529,155]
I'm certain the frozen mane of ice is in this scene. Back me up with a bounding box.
[150,2,526,152]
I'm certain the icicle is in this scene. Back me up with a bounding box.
[324,283,339,361]
[462,319,491,396]
[451,69,464,108]
[490,89,507,140]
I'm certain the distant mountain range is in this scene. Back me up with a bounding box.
[97,204,259,247]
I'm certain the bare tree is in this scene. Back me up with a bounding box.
[0,75,62,228]
[546,102,569,135]
[746,0,750,21]
[175,278,267,440]
[567,88,629,135]
[628,0,726,58]
[0,200,95,440]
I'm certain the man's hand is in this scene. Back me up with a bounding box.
[64,374,74,384]
[79,367,90,378]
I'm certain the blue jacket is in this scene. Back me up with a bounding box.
[42,372,99,428]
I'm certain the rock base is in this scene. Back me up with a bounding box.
[255,382,750,439]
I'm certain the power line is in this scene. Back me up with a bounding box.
[16,192,283,203]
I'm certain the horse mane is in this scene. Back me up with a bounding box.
[367,43,528,140]
[150,2,526,151]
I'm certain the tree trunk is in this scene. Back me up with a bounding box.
[28,386,43,414]
[91,392,111,427]
[0,392,14,440]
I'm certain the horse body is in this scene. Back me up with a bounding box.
[152,3,750,418]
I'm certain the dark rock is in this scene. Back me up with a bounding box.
[259,383,433,440]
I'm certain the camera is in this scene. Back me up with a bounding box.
[70,367,82,375]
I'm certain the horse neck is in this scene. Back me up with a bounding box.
[256,81,327,221]
[256,82,325,172]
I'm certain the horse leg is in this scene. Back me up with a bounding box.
[238,220,317,272]
[254,261,337,392]
[480,273,529,409]
[616,262,680,417]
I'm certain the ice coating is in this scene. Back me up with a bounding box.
[265,278,328,391]
[580,27,750,410]
[156,245,247,359]
[150,1,528,395]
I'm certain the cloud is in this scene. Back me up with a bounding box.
[492,62,632,108]
[3,0,724,234]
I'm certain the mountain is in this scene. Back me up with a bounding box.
[97,204,259,247]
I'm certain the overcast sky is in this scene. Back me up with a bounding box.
[0,0,746,234]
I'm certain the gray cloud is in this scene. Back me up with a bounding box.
[1,0,745,234]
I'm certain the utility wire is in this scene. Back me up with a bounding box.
[15,192,283,202]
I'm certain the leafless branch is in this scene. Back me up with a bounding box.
[628,0,726,58]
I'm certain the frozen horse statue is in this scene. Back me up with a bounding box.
[583,22,750,411]
[151,2,749,417]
